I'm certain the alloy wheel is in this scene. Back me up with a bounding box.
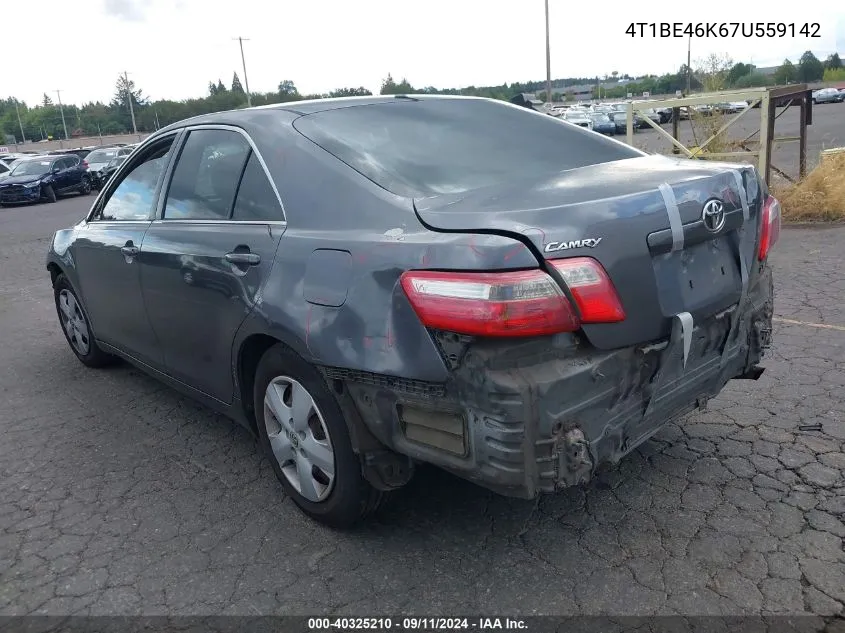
[58,289,91,355]
[263,376,336,502]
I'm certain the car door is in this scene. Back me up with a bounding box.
[139,126,285,403]
[70,133,179,369]
[50,158,69,192]
[63,156,82,189]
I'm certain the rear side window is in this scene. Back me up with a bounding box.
[294,99,643,198]
[164,129,250,220]
[231,154,284,222]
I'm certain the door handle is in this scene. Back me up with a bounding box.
[225,252,260,265]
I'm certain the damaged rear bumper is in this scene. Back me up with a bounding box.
[333,265,774,498]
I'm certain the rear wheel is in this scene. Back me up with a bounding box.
[253,343,386,528]
[53,274,116,368]
[79,177,92,195]
[42,184,57,203]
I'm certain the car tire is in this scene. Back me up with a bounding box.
[79,177,92,195]
[42,184,57,203]
[53,274,117,368]
[253,343,387,528]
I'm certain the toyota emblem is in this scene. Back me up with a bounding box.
[701,199,726,233]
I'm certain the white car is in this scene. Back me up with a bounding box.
[562,109,594,130]
[812,88,843,104]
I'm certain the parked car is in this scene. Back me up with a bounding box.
[48,148,94,160]
[562,109,593,130]
[95,155,128,189]
[0,160,11,180]
[87,146,135,190]
[0,154,92,205]
[589,113,616,135]
[812,88,843,104]
[636,108,661,128]
[46,96,778,527]
[610,112,631,133]
[656,107,672,123]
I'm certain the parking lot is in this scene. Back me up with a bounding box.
[629,100,845,178]
[1,190,844,616]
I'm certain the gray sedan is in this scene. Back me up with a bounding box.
[46,96,778,527]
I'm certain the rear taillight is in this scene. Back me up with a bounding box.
[400,258,625,338]
[549,257,626,323]
[400,269,579,337]
[758,194,781,261]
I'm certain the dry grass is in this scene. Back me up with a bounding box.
[772,152,845,222]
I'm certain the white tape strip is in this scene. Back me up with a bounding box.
[677,311,694,369]
[658,183,683,252]
[729,169,750,221]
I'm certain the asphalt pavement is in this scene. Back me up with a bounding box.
[1,195,843,617]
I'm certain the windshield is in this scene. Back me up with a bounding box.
[590,114,611,123]
[111,156,127,167]
[564,111,587,119]
[87,149,119,163]
[10,160,53,177]
[294,99,642,197]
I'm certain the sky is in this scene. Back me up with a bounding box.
[3,0,844,107]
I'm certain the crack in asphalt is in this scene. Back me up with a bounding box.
[1,200,843,616]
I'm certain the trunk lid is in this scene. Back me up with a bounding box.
[413,155,763,349]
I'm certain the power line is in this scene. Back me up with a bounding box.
[233,37,252,107]
[54,90,69,140]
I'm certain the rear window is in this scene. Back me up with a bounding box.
[293,98,642,198]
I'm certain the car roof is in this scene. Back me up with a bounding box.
[155,94,488,135]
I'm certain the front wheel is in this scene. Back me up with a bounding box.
[253,343,387,528]
[53,274,117,368]
[42,184,57,203]
[79,177,92,195]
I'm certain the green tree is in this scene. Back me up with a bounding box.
[278,80,298,97]
[695,53,733,91]
[726,62,754,86]
[112,74,147,109]
[824,53,842,70]
[774,59,797,85]
[823,68,845,82]
[232,72,244,93]
[380,74,414,95]
[733,72,771,88]
[42,93,53,107]
[797,51,824,82]
[329,87,373,97]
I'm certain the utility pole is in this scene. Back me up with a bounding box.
[55,90,69,140]
[14,100,26,144]
[686,37,692,93]
[233,37,252,107]
[544,0,552,104]
[124,71,138,134]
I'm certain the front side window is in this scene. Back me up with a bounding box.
[163,129,251,220]
[95,137,174,221]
